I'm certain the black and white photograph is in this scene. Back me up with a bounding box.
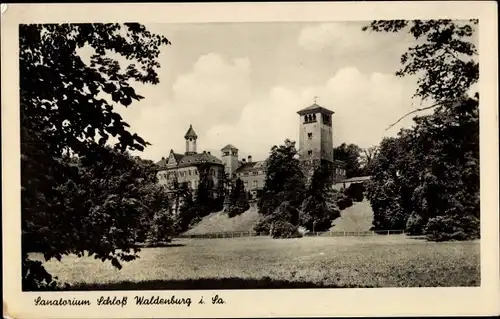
[2,2,499,318]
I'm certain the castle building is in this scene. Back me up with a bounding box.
[234,157,266,199]
[156,102,347,201]
[156,125,225,192]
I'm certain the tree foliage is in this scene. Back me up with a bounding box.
[174,164,225,232]
[21,23,171,289]
[333,143,363,178]
[255,140,306,237]
[258,139,306,216]
[363,19,478,103]
[363,20,479,240]
[225,178,250,218]
[300,165,340,232]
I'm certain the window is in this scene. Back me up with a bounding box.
[308,132,313,140]
[244,181,248,189]
[304,114,317,124]
[223,151,229,156]
[244,172,249,176]
[322,114,331,125]
[253,180,257,188]
[189,170,192,176]
[252,171,258,175]
[308,150,313,156]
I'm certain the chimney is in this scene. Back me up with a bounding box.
[242,158,246,163]
[203,150,206,154]
[248,155,252,163]
[207,151,211,155]
[161,157,165,160]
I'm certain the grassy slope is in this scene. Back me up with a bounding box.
[185,199,374,236]
[184,205,261,235]
[33,236,480,289]
[329,200,374,232]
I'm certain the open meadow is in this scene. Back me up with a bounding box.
[29,235,480,290]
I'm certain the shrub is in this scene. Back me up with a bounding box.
[344,183,365,202]
[253,218,271,234]
[227,204,248,218]
[269,220,302,239]
[424,214,480,241]
[336,194,353,210]
[330,189,353,210]
[254,201,301,237]
[405,212,425,235]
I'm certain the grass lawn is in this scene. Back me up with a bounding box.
[29,235,480,290]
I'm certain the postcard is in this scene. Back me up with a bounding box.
[2,2,499,318]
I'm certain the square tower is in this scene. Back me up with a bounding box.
[297,103,334,162]
[297,103,335,186]
[221,144,239,178]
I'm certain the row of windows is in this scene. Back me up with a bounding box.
[303,113,332,125]
[237,170,264,177]
[222,151,238,156]
[243,180,262,189]
[158,168,220,180]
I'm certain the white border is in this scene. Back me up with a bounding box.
[2,2,499,318]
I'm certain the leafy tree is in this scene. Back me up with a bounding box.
[21,23,171,289]
[363,20,479,240]
[363,19,478,104]
[173,182,196,233]
[258,139,306,216]
[255,139,306,237]
[333,143,363,178]
[359,146,378,175]
[344,183,366,202]
[193,163,217,216]
[23,147,174,290]
[255,201,302,238]
[300,165,340,232]
[216,171,231,209]
[226,178,250,217]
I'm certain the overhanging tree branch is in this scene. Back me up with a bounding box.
[385,103,440,132]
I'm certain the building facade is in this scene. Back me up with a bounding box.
[234,157,266,199]
[156,125,225,193]
[156,103,347,202]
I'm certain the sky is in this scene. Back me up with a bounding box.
[97,22,428,162]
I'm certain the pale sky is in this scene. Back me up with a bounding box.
[97,22,428,162]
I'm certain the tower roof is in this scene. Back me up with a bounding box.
[184,125,198,139]
[297,103,334,116]
[221,144,239,151]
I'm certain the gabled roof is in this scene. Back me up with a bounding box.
[156,151,223,169]
[156,157,168,167]
[221,144,238,151]
[169,149,184,162]
[184,125,198,139]
[235,160,266,173]
[177,151,223,168]
[297,103,334,116]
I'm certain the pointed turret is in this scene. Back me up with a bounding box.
[184,124,198,155]
[184,124,198,140]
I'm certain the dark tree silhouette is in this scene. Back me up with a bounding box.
[20,23,171,289]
